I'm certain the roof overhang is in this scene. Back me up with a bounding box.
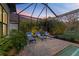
[7,3,16,12]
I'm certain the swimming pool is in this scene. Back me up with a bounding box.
[56,45,79,56]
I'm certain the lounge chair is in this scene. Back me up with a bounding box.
[35,32,45,40]
[44,32,49,36]
[26,32,36,43]
[44,31,54,39]
[43,31,49,38]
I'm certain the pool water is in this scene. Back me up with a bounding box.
[56,45,79,56]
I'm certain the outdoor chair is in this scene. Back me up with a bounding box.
[26,32,36,43]
[44,32,54,39]
[44,31,49,38]
[35,32,45,41]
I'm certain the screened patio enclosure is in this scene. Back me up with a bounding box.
[1,3,79,56]
[15,3,79,32]
[15,3,57,31]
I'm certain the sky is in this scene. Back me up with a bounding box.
[16,3,79,18]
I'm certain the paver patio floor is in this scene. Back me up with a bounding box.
[18,38,79,56]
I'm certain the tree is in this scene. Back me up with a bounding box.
[47,19,66,35]
[19,20,32,33]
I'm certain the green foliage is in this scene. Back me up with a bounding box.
[32,26,39,35]
[20,20,41,35]
[19,18,66,36]
[66,19,79,32]
[37,18,66,35]
[9,29,27,51]
[56,20,79,42]
[57,31,79,41]
[20,20,32,33]
[47,19,66,35]
[0,37,13,55]
[0,29,27,55]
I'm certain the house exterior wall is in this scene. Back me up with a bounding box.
[1,4,18,35]
[9,24,18,30]
[1,3,10,35]
[9,12,18,30]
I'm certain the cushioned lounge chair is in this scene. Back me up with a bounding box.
[26,32,36,43]
[35,32,45,40]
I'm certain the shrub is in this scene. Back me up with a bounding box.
[9,29,27,51]
[47,19,66,35]
[0,29,27,55]
[0,37,13,55]
[20,21,32,33]
[32,26,39,35]
[57,31,79,42]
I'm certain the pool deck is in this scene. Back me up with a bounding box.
[18,37,79,56]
